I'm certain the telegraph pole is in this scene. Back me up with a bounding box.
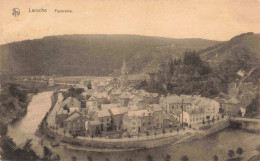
[182,99,184,128]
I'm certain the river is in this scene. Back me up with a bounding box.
[7,92,260,161]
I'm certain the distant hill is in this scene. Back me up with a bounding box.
[0,34,219,77]
[200,32,260,83]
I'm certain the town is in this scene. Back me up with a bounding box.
[44,59,237,140]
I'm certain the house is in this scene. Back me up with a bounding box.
[149,104,163,129]
[86,120,101,135]
[127,73,151,86]
[194,98,220,120]
[48,77,55,87]
[127,109,152,134]
[97,110,112,131]
[109,107,128,131]
[222,97,240,115]
[55,109,69,127]
[179,106,204,126]
[63,111,88,133]
[87,96,99,109]
[109,89,122,103]
[149,93,159,104]
[117,92,132,107]
[93,92,109,107]
[160,95,186,114]
[128,96,145,108]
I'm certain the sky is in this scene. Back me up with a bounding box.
[0,0,260,44]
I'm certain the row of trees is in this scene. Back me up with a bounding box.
[137,50,229,98]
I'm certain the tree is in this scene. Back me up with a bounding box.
[128,133,131,142]
[164,154,171,161]
[43,146,52,160]
[146,155,153,161]
[213,155,219,161]
[206,116,210,124]
[141,79,148,87]
[87,155,93,161]
[87,81,92,89]
[180,155,189,161]
[71,156,77,161]
[54,154,61,161]
[228,149,235,158]
[146,131,149,140]
[202,118,205,124]
[236,147,244,156]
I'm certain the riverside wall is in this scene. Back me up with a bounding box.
[42,120,231,150]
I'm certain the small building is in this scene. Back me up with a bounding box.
[48,77,55,87]
[55,109,69,127]
[117,92,132,107]
[109,107,128,131]
[87,120,101,135]
[64,111,88,133]
[222,97,240,115]
[97,110,112,131]
[149,104,163,129]
[179,107,205,126]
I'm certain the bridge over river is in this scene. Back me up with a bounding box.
[230,117,260,123]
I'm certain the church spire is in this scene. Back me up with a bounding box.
[121,58,127,75]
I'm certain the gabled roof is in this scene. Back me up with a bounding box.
[97,110,111,118]
[57,109,68,115]
[119,92,132,98]
[110,107,128,115]
[166,95,182,104]
[149,104,162,112]
[187,107,205,115]
[64,111,82,122]
[89,120,101,126]
[101,104,119,110]
[128,110,150,117]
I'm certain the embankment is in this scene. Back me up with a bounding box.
[41,119,230,151]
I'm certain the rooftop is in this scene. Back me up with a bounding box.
[97,110,111,118]
[110,107,128,115]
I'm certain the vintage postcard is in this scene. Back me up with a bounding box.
[0,0,260,161]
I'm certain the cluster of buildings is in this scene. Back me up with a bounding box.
[54,60,222,137]
[160,95,220,126]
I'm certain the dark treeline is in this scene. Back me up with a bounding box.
[137,50,229,98]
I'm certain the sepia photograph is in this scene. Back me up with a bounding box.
[0,0,260,161]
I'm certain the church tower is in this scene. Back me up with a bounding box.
[120,58,128,87]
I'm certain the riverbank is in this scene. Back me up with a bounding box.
[41,112,230,152]
[0,85,35,126]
